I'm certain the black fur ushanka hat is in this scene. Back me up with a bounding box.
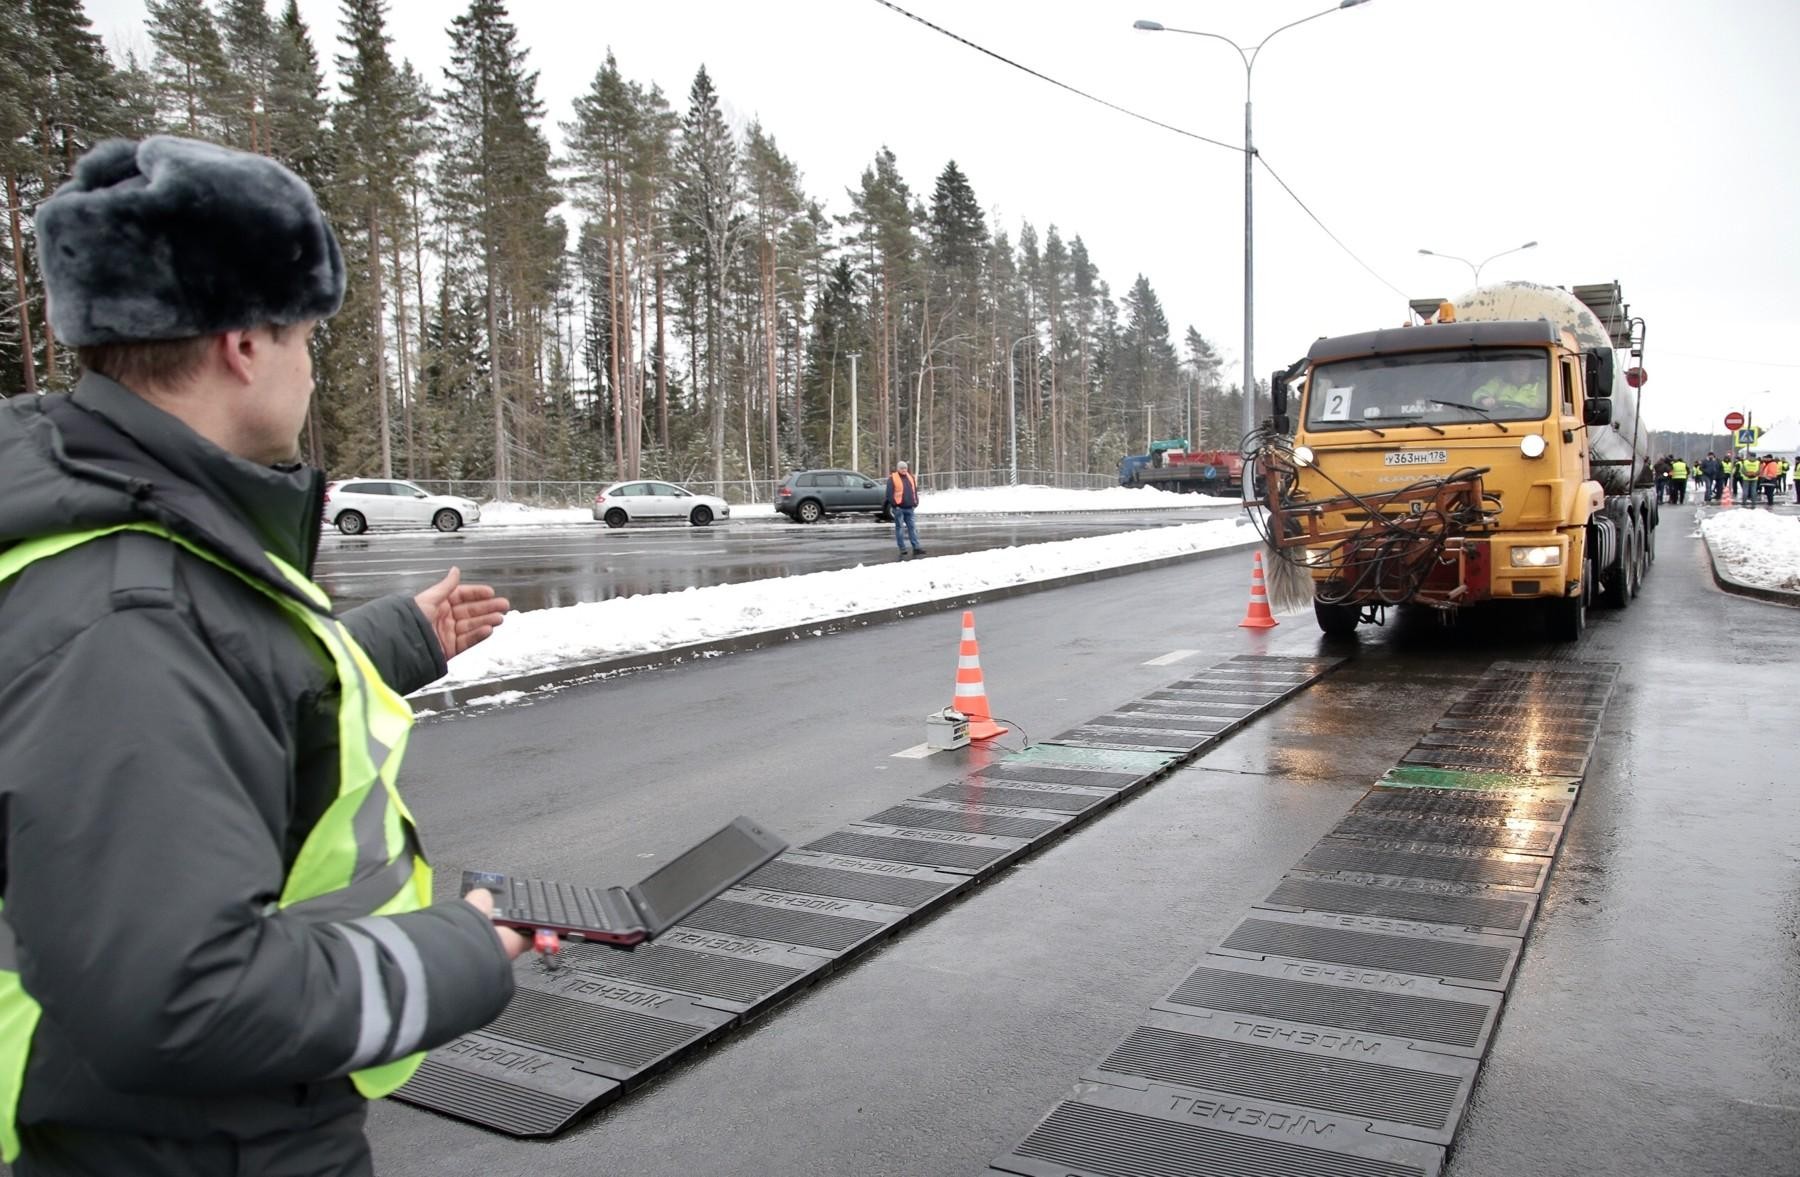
[35,136,345,346]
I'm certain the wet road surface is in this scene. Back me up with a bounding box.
[315,506,1235,613]
[367,502,1798,1176]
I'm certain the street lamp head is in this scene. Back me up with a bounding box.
[1338,0,1372,7]
[1417,248,1437,256]
[1521,240,1538,249]
[1133,19,1166,30]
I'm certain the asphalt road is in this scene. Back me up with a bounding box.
[367,504,1798,1177]
[312,506,1236,613]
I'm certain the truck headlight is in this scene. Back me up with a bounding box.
[1510,545,1561,568]
[1292,445,1315,467]
[1520,434,1547,458]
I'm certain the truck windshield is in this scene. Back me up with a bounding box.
[1305,349,1549,431]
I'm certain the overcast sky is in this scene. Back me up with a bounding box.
[85,0,1800,434]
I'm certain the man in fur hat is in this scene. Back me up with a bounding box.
[0,137,526,1175]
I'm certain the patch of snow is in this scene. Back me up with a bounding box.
[1701,510,1800,592]
[463,690,529,707]
[420,518,1256,694]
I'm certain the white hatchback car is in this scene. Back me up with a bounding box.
[592,480,731,528]
[324,479,481,535]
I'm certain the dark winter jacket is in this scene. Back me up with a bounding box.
[0,374,514,1171]
[1700,457,1724,478]
[884,470,919,510]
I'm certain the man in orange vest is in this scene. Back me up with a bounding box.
[1759,454,1781,506]
[886,460,924,558]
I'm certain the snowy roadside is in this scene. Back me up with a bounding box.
[415,516,1257,699]
[472,483,1232,527]
[1698,509,1800,593]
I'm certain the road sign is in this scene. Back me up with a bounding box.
[1736,426,1764,448]
[1724,411,1745,430]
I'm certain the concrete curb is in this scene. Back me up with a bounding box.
[410,536,1259,712]
[1698,526,1800,608]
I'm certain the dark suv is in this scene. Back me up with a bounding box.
[775,469,892,523]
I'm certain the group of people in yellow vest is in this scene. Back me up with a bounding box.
[1667,452,1794,506]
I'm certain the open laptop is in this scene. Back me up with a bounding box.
[461,816,787,948]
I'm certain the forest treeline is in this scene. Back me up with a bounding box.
[2,0,1256,489]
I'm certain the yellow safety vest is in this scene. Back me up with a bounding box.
[0,523,430,1162]
[1670,461,1688,479]
[1741,460,1760,479]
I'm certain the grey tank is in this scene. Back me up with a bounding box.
[1451,281,1651,496]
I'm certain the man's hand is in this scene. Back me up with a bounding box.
[463,888,529,960]
[414,567,509,661]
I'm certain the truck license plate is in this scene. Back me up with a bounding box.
[1384,450,1448,467]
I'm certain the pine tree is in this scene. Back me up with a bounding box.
[928,160,983,273]
[110,48,161,139]
[2,0,43,396]
[743,122,807,482]
[333,0,409,476]
[389,58,435,477]
[1118,275,1178,447]
[1068,236,1099,467]
[849,146,914,471]
[799,257,860,466]
[1183,326,1227,448]
[439,0,559,492]
[218,0,274,151]
[671,65,741,490]
[565,50,637,476]
[265,0,326,183]
[2,0,118,393]
[145,0,232,137]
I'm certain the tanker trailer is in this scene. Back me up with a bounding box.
[1248,280,1653,641]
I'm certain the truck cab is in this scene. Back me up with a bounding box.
[1261,287,1651,642]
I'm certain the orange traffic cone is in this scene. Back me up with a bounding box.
[951,610,1009,741]
[1238,551,1279,629]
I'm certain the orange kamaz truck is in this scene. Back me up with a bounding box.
[1251,281,1654,641]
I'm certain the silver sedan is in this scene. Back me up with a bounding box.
[592,480,732,528]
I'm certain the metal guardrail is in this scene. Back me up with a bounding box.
[404,469,1121,507]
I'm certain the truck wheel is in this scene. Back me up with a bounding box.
[1548,551,1591,641]
[1602,530,1633,610]
[1314,600,1360,638]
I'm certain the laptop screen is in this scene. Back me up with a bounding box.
[629,817,785,931]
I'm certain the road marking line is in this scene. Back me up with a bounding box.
[890,743,936,759]
[1143,649,1201,666]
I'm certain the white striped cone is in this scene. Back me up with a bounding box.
[951,610,1008,741]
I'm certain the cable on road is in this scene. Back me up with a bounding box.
[984,716,1031,754]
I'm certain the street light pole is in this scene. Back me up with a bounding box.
[1417,241,1537,288]
[1008,334,1033,486]
[1134,1,1372,471]
[846,351,860,471]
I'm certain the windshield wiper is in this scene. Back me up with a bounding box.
[1427,398,1509,434]
[1360,414,1447,436]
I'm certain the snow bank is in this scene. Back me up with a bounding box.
[1701,510,1800,592]
[421,517,1256,692]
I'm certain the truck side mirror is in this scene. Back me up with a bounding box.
[1583,398,1614,428]
[1268,371,1288,417]
[1584,349,1614,399]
